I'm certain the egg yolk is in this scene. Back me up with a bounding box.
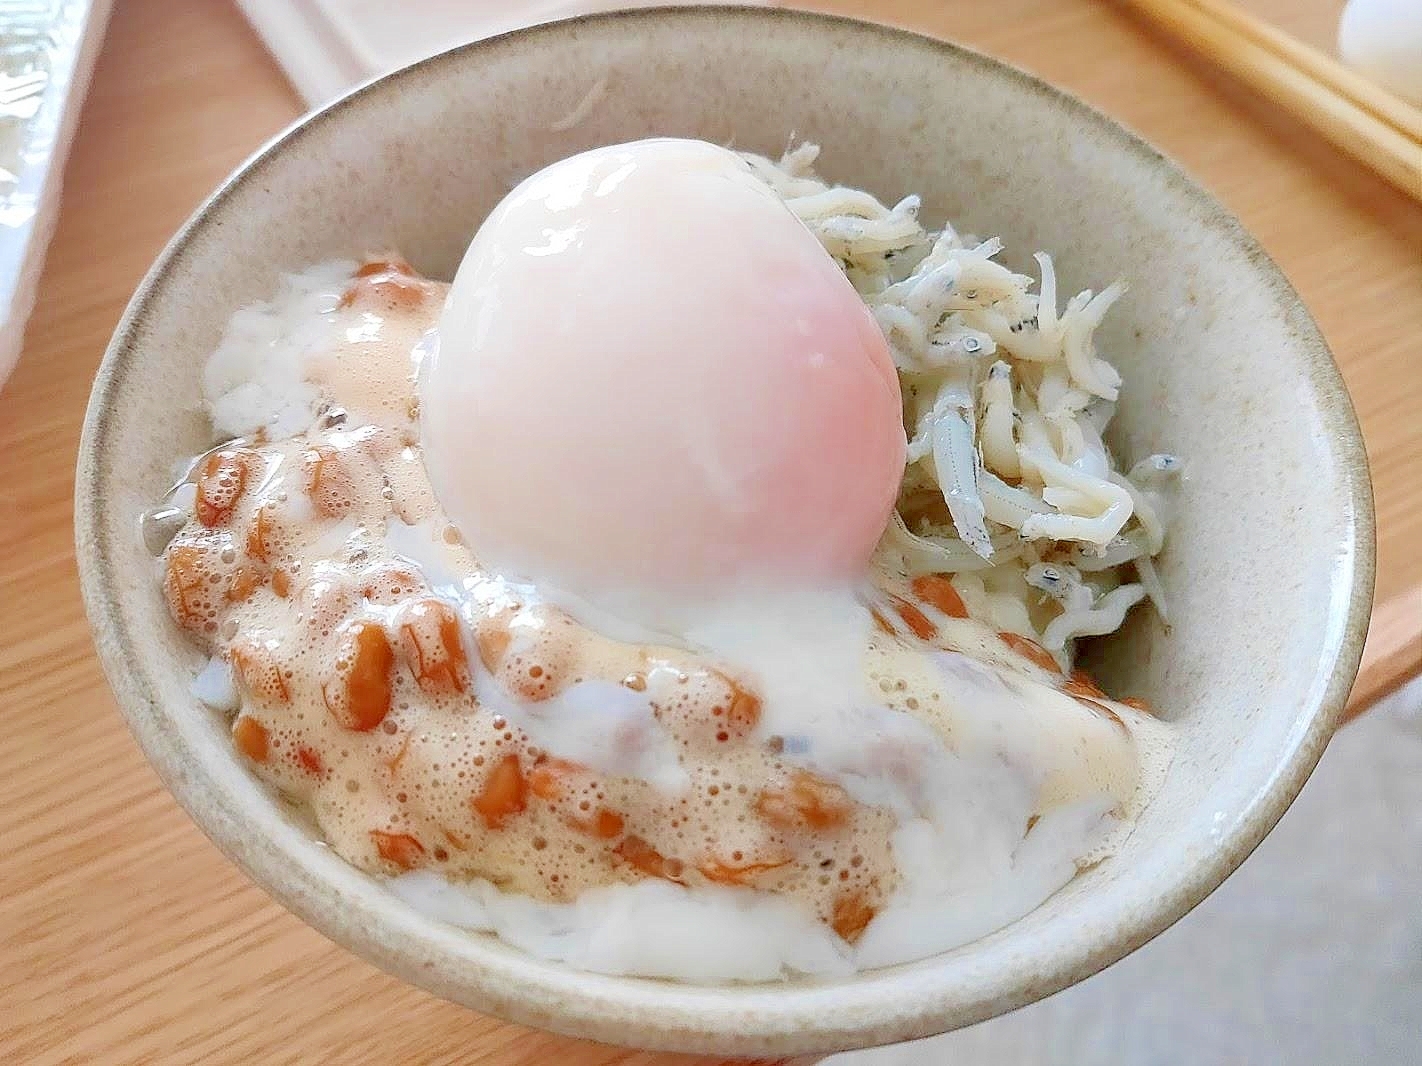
[422,138,905,619]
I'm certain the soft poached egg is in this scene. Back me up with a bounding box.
[422,138,905,624]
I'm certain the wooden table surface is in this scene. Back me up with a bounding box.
[2,0,1418,1062]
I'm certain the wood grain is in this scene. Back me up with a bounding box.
[0,0,1417,1062]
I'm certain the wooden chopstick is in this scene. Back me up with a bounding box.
[1342,584,1422,724]
[1184,0,1422,143]
[1117,0,1422,202]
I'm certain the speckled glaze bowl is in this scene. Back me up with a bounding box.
[76,7,1374,1057]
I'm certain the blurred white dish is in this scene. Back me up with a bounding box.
[1339,0,1422,105]
[237,0,777,106]
[0,0,111,391]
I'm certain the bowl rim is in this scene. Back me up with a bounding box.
[75,4,1376,1055]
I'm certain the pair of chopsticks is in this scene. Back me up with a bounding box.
[1118,0,1422,203]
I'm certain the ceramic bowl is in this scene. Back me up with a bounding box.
[76,7,1374,1056]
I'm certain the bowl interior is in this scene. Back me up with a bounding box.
[77,7,1373,1056]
